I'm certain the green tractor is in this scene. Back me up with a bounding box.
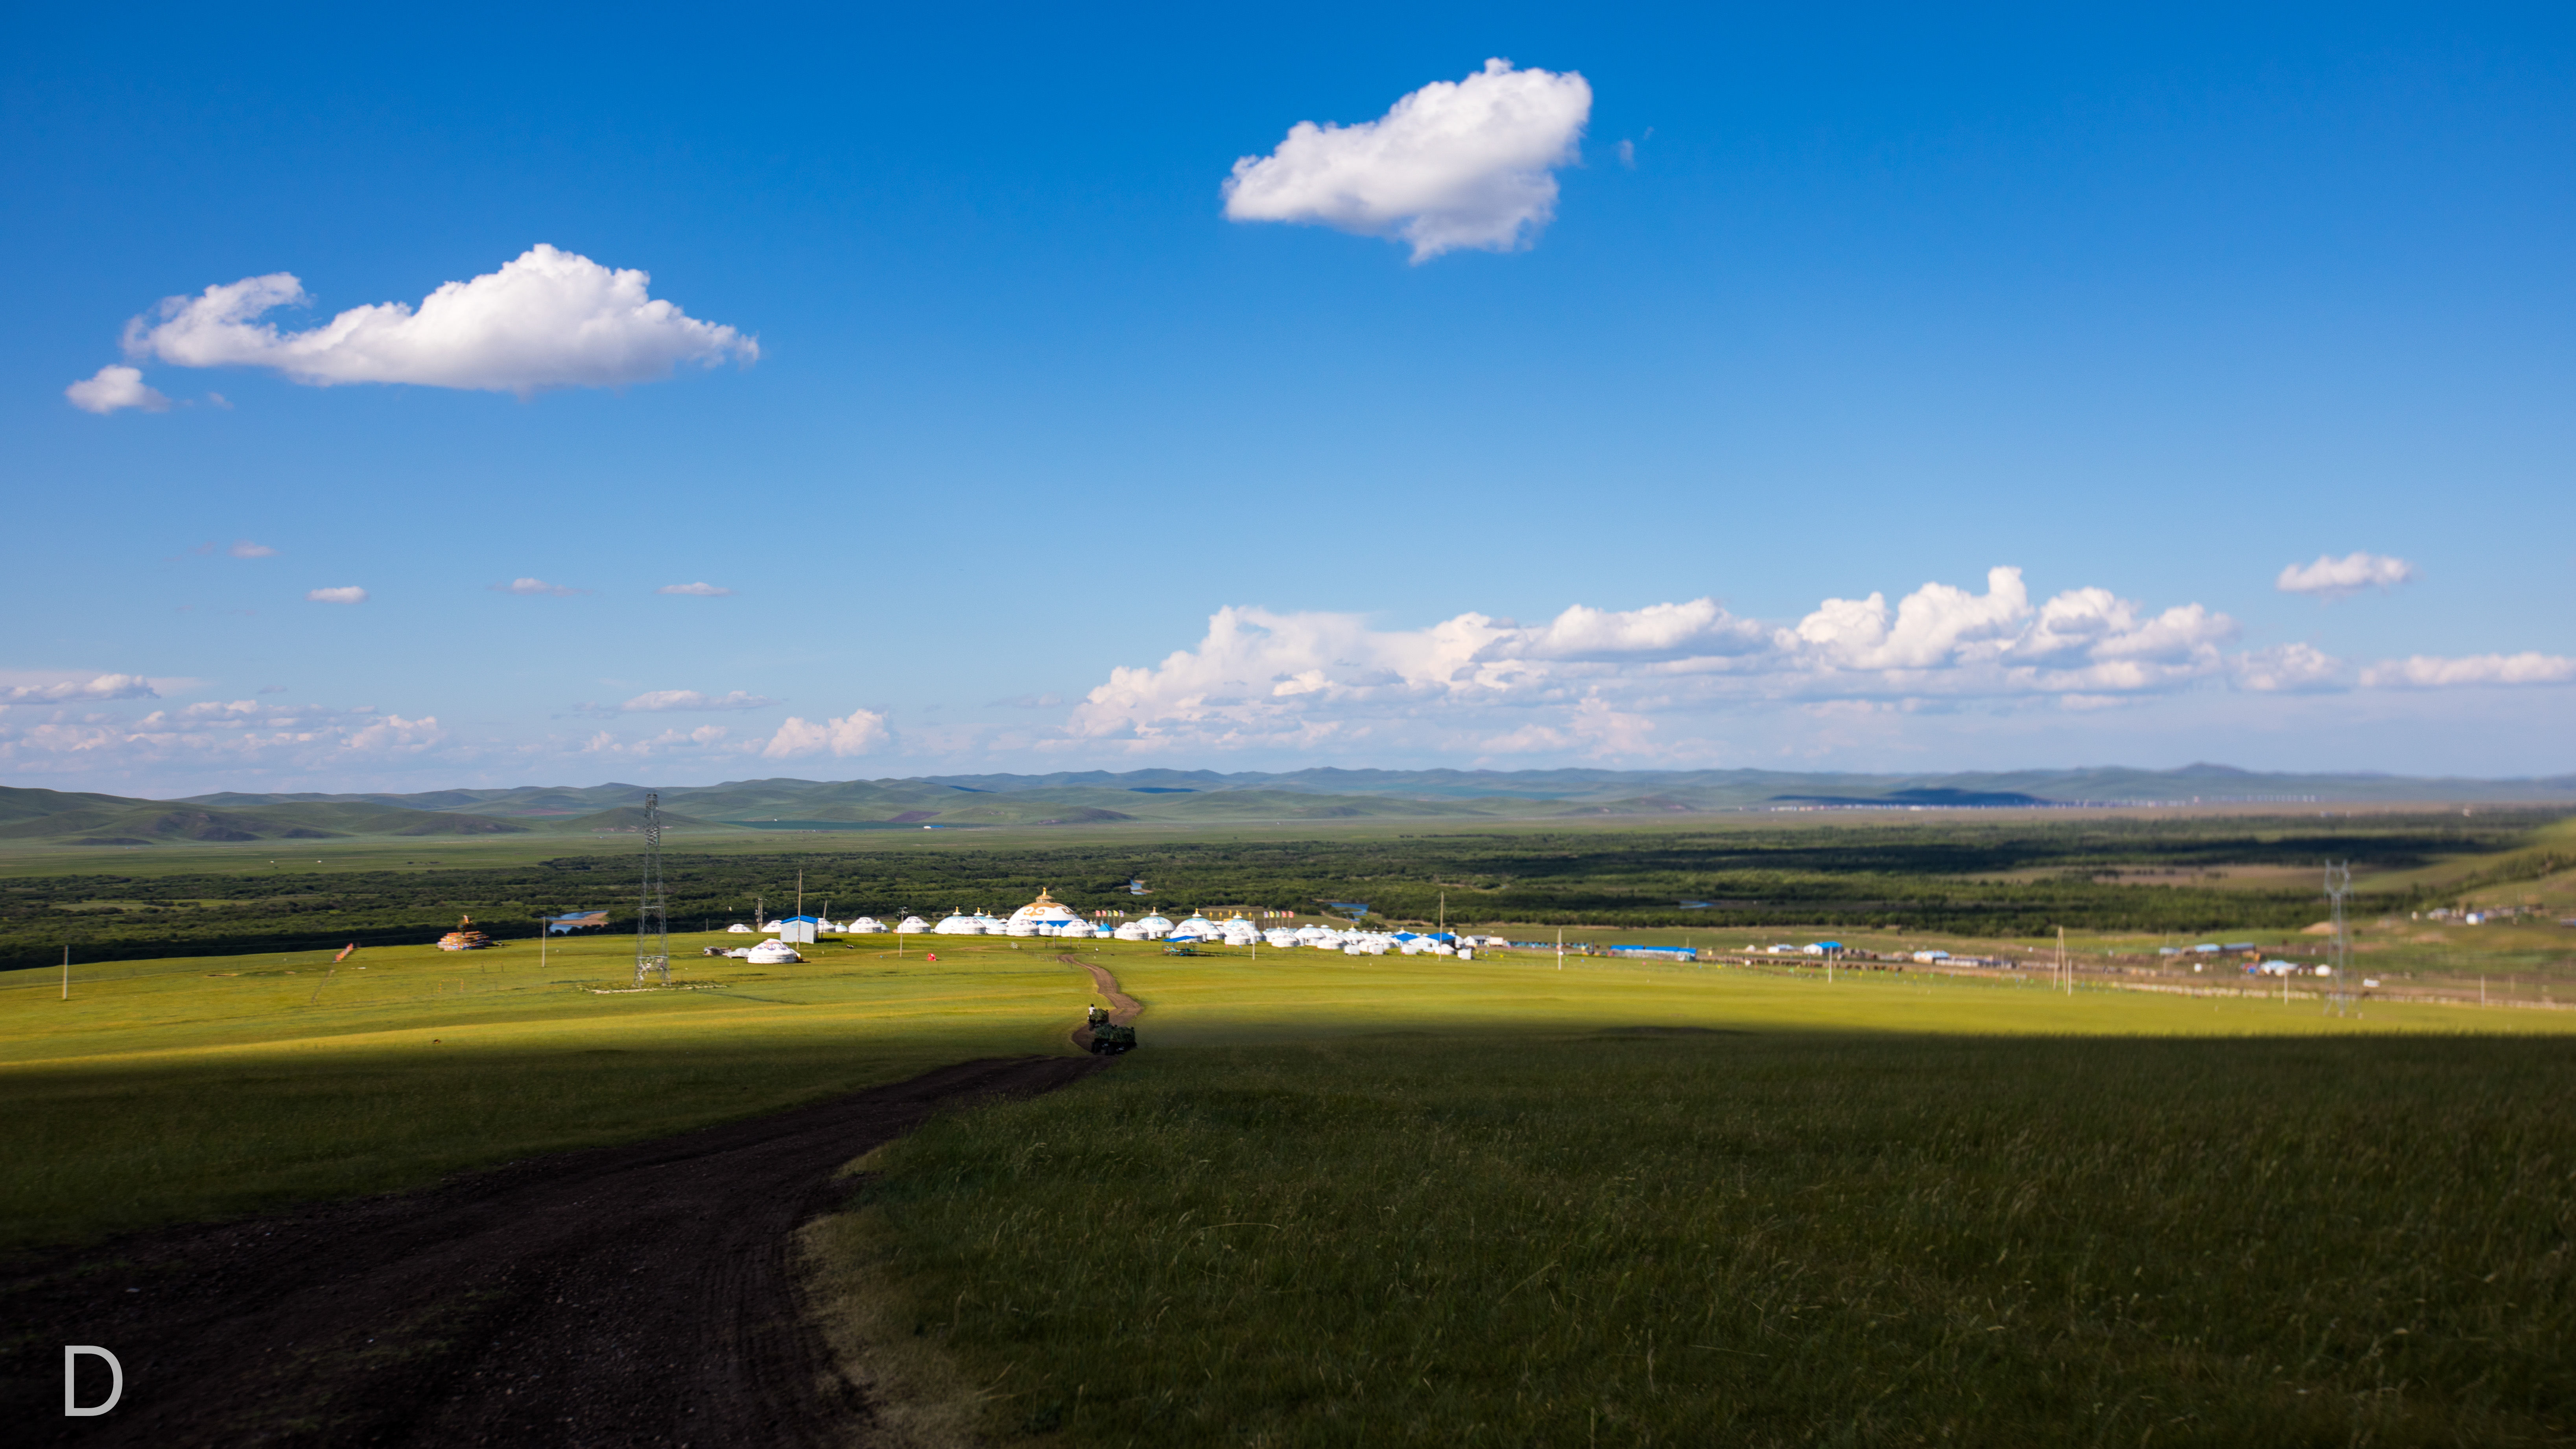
[1085,1005,1137,1055]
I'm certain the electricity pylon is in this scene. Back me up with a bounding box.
[635,793,670,985]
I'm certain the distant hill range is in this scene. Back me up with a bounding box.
[0,764,2568,845]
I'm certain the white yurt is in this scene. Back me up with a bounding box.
[1175,915,1217,937]
[1113,921,1149,942]
[1263,928,1298,948]
[1220,919,1260,946]
[1008,889,1083,933]
[726,922,754,934]
[747,939,803,964]
[933,913,981,936]
[895,916,931,934]
[1133,914,1174,940]
[1060,919,1099,939]
[847,916,887,934]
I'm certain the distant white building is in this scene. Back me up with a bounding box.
[772,916,821,944]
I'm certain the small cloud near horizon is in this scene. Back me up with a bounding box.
[306,586,368,605]
[492,577,585,597]
[2277,551,2416,599]
[619,689,776,712]
[656,582,735,597]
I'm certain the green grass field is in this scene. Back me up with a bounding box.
[0,931,1092,1250]
[9,925,2576,1443]
[813,948,2576,1446]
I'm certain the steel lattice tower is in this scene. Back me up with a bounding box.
[635,792,670,985]
[2323,859,2353,1016]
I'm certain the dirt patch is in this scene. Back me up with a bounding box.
[1,1056,1104,1446]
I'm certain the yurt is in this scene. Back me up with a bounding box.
[847,917,886,934]
[1060,919,1099,939]
[1133,914,1174,940]
[1007,889,1083,933]
[747,938,803,964]
[895,916,931,934]
[1220,919,1260,946]
[1112,921,1148,941]
[726,922,755,934]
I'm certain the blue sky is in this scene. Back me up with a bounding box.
[7,2,2572,795]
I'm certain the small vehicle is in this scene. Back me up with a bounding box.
[1085,1004,1137,1055]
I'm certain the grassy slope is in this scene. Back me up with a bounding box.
[0,932,1089,1250]
[823,953,2576,1445]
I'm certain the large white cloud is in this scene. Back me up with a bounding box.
[2359,653,2576,688]
[2277,551,2416,599]
[1223,59,1591,261]
[1062,571,2268,755]
[762,710,891,758]
[65,364,170,415]
[121,245,756,396]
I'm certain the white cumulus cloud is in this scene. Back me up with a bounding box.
[762,710,891,758]
[306,586,368,605]
[2232,643,2346,692]
[2277,551,2417,599]
[1223,59,1592,261]
[655,582,735,597]
[0,673,160,703]
[493,577,585,597]
[1062,570,2267,758]
[620,689,776,712]
[121,244,756,397]
[65,364,170,415]
[2359,653,2576,688]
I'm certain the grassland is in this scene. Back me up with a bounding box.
[9,910,2576,1444]
[815,950,2576,1446]
[0,931,1091,1250]
[8,806,2569,971]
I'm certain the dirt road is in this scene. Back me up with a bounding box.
[1064,955,1139,1052]
[4,1055,1103,1447]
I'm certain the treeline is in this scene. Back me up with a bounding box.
[0,812,2550,970]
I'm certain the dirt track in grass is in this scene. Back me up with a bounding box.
[4,1054,1105,1447]
[1064,955,1139,1053]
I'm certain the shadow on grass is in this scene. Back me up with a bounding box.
[819,1031,2576,1446]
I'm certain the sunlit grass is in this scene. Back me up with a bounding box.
[0,932,1088,1249]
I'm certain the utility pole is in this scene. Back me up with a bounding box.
[2323,861,2353,1017]
[1556,926,1564,971]
[634,793,670,986]
[2057,925,2068,995]
[61,945,69,1001]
